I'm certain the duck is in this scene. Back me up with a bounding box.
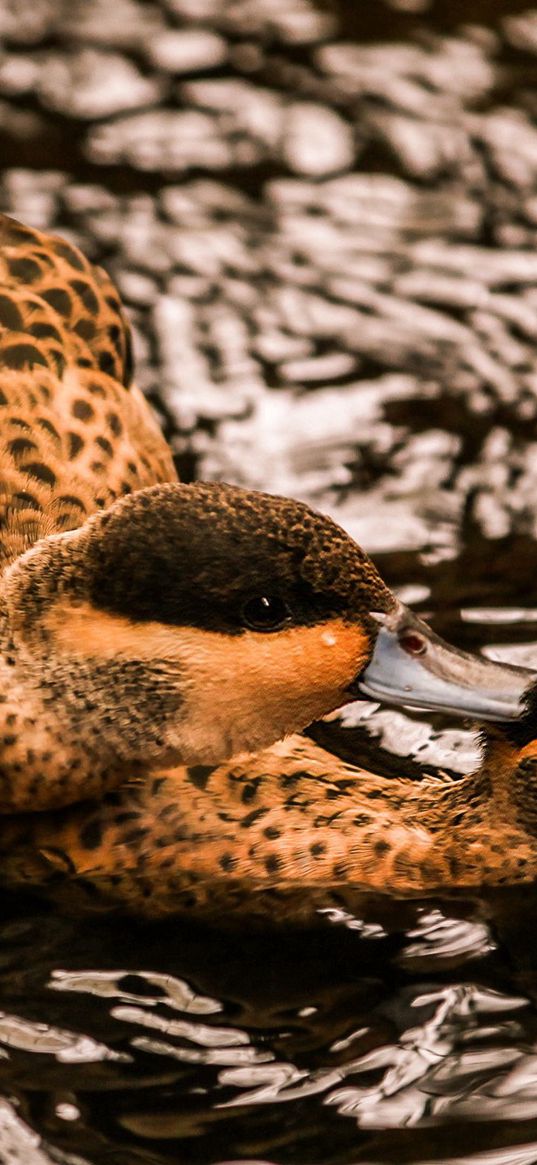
[0,209,528,809]
[0,210,533,920]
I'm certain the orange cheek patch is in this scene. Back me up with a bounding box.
[152,618,373,758]
[211,618,372,711]
[45,602,372,755]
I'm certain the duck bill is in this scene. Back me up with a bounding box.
[358,600,535,722]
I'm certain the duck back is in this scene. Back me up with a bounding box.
[0,214,175,566]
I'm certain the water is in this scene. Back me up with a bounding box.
[1,0,537,1161]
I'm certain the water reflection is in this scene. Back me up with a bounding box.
[0,1010,127,1063]
[0,893,536,1162]
[3,0,537,1163]
[50,968,222,1015]
[326,984,528,1128]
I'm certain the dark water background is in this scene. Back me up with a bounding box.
[3,0,537,1161]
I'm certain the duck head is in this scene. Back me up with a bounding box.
[0,481,533,810]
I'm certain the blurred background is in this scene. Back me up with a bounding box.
[3,1,537,1163]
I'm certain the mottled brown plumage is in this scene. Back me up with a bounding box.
[0,211,532,923]
[3,721,537,924]
[0,214,175,565]
[0,212,397,812]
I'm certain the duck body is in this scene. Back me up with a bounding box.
[0,210,534,923]
[2,725,537,925]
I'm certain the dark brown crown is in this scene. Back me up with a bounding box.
[80,482,393,634]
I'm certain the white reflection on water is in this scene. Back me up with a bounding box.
[111,1004,251,1048]
[0,1010,128,1064]
[336,701,480,775]
[51,959,529,1134]
[147,28,227,73]
[462,609,537,624]
[200,979,531,1131]
[39,50,162,119]
[50,968,220,1014]
[397,910,494,967]
[316,907,387,939]
[130,1036,273,1067]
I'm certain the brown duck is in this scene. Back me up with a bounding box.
[0,211,532,921]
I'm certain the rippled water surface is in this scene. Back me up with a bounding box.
[3,0,537,1161]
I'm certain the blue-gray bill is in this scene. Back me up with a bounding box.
[359,601,535,722]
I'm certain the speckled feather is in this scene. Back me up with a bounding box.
[3,730,537,924]
[0,213,175,566]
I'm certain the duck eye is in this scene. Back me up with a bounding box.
[241,595,290,632]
